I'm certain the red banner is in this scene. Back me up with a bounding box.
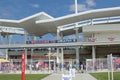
[21,52,26,80]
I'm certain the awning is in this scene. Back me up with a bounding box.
[0,58,10,62]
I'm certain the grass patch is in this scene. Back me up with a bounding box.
[90,72,120,80]
[0,74,49,80]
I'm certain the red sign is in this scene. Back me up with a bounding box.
[21,52,26,80]
[108,36,115,41]
[31,56,56,59]
[88,38,96,42]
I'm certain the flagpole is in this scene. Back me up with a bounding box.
[74,0,80,71]
[75,0,78,14]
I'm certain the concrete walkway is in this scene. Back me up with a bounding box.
[42,73,97,80]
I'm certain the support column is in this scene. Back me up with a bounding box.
[6,33,10,44]
[25,48,27,68]
[57,28,61,40]
[6,49,8,60]
[76,46,79,65]
[61,47,64,73]
[6,34,10,60]
[0,33,2,44]
[24,31,28,65]
[74,27,79,68]
[9,35,12,45]
[56,28,60,64]
[48,48,51,73]
[92,46,96,71]
[91,19,93,25]
[24,31,28,44]
[60,31,64,72]
[75,28,79,41]
[32,35,36,43]
[56,48,60,64]
[30,35,36,72]
[30,48,33,73]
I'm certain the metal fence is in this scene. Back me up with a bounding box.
[0,56,120,74]
[86,57,120,72]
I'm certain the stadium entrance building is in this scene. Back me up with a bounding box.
[0,7,120,70]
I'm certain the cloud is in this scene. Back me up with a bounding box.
[70,4,88,12]
[30,4,40,8]
[69,0,96,12]
[1,13,11,18]
[86,0,96,7]
[0,7,16,19]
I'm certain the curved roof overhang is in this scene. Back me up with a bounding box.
[36,7,120,26]
[36,7,120,36]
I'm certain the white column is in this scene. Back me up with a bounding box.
[92,46,96,71]
[30,48,33,73]
[0,33,2,44]
[91,19,93,25]
[6,49,8,60]
[56,48,60,64]
[75,28,79,41]
[6,34,9,60]
[56,28,60,64]
[24,31,28,44]
[76,47,79,65]
[6,34,10,44]
[74,28,80,68]
[25,48,28,67]
[48,48,51,73]
[60,33,63,40]
[57,28,60,40]
[61,47,64,73]
[24,31,28,66]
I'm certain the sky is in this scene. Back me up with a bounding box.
[0,0,120,43]
[0,0,120,20]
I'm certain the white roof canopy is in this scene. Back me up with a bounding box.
[0,7,120,36]
[0,12,54,36]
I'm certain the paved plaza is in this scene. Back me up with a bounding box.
[42,73,97,80]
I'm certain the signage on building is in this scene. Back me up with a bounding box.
[31,56,56,59]
[88,37,96,42]
[108,36,115,41]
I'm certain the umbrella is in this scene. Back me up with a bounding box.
[0,59,10,62]
[115,58,120,64]
[38,61,44,65]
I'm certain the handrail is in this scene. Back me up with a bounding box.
[60,16,120,31]
[0,26,25,34]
